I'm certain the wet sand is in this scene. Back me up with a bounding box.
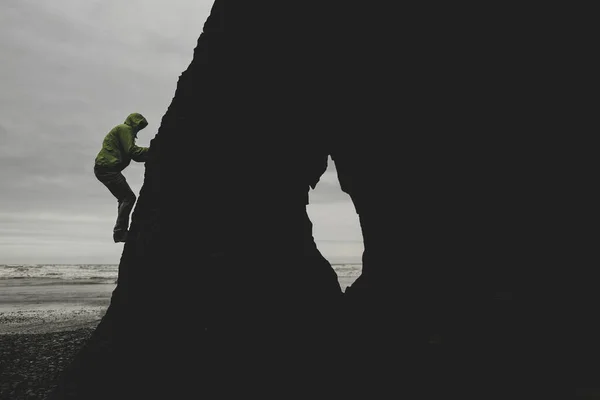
[0,279,115,334]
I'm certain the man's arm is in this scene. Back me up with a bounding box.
[118,127,149,162]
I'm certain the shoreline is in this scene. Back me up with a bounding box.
[0,270,360,399]
[0,308,105,335]
[0,278,114,335]
[0,266,358,334]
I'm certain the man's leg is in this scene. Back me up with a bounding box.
[114,182,136,235]
[95,169,137,242]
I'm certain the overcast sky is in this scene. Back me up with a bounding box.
[0,0,363,265]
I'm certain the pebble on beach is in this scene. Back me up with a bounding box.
[0,328,95,400]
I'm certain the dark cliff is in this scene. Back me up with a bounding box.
[47,2,563,398]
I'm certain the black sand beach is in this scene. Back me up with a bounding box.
[0,327,96,400]
[0,278,113,399]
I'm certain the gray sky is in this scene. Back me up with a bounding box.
[0,0,363,265]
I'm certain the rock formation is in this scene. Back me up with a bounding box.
[45,2,551,398]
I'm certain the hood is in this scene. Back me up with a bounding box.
[124,113,148,133]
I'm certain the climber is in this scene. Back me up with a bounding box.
[94,113,150,243]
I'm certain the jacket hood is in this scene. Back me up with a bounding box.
[124,113,148,132]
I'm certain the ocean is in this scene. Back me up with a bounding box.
[0,264,119,283]
[0,263,361,289]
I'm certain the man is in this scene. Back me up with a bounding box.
[94,113,150,243]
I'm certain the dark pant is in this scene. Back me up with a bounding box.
[94,166,136,233]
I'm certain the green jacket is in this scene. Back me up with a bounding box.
[95,113,150,171]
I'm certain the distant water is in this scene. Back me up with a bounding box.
[0,264,362,289]
[0,264,118,283]
[332,264,362,289]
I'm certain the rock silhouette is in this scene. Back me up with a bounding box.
[45,2,554,398]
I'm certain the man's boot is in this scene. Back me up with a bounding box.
[113,230,128,243]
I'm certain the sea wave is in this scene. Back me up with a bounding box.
[0,264,119,280]
[0,263,361,281]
